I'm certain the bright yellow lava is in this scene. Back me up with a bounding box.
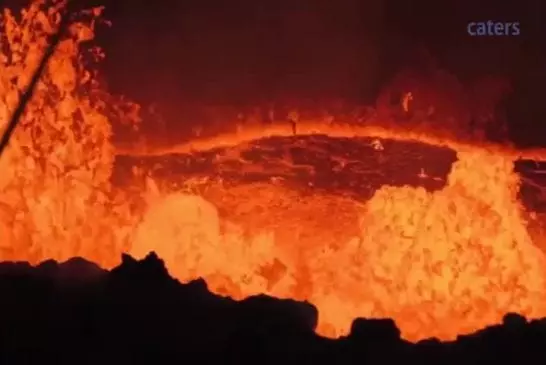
[2,0,546,342]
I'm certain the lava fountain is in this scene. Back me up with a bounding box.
[2,0,546,342]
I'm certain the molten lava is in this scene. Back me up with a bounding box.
[3,0,546,342]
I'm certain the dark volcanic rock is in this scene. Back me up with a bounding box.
[1,253,546,364]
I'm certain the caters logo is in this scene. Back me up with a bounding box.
[467,21,520,36]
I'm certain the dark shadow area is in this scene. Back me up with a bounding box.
[0,252,545,364]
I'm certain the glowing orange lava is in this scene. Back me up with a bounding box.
[2,0,546,342]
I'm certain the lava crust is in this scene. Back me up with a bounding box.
[114,134,545,209]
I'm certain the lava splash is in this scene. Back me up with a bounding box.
[119,125,546,341]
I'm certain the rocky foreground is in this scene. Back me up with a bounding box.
[0,252,544,364]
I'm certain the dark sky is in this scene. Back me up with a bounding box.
[95,0,385,104]
[5,0,546,145]
[88,0,546,145]
[90,0,545,102]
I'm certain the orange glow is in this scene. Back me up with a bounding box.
[2,0,546,342]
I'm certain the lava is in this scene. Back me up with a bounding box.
[3,0,546,343]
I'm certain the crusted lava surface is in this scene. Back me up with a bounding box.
[114,135,545,210]
[0,252,544,364]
